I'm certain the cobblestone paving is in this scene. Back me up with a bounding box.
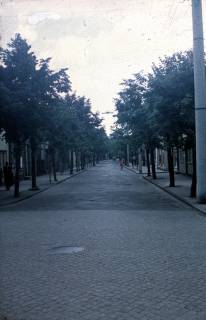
[1,161,206,320]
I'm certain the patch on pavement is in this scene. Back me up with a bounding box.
[49,246,84,254]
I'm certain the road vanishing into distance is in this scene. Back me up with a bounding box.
[1,161,206,320]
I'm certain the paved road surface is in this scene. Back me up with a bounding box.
[1,161,206,320]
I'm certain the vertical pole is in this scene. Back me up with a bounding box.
[192,0,206,203]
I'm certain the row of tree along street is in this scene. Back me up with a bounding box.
[0,34,109,197]
[111,50,197,197]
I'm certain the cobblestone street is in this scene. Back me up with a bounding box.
[1,161,206,320]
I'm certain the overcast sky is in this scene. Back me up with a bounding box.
[1,0,206,133]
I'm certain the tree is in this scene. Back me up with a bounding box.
[0,34,39,196]
[113,50,196,196]
[0,33,108,197]
[109,128,127,160]
[114,72,159,178]
[36,60,71,183]
[0,34,71,193]
[147,51,195,188]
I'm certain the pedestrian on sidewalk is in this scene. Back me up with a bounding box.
[3,162,14,191]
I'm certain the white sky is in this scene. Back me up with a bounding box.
[1,0,206,133]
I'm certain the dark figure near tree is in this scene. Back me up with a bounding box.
[3,162,14,190]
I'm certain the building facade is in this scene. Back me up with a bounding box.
[156,147,193,176]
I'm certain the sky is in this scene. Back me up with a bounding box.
[1,0,206,133]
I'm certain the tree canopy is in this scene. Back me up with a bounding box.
[113,50,195,187]
[0,34,109,196]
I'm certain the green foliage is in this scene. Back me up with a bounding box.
[113,50,195,155]
[147,50,195,148]
[109,128,127,158]
[45,93,108,160]
[114,72,159,155]
[0,33,109,190]
[0,34,38,144]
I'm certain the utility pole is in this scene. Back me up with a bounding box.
[192,0,206,203]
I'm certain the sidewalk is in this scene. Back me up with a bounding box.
[0,169,85,207]
[126,165,206,215]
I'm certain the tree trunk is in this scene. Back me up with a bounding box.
[185,149,188,175]
[96,154,100,164]
[146,148,151,177]
[70,149,74,175]
[14,143,21,197]
[78,152,81,170]
[150,148,156,179]
[138,149,142,173]
[48,157,52,184]
[51,149,57,181]
[176,147,180,172]
[83,154,86,170]
[81,153,85,170]
[136,153,139,170]
[75,151,79,172]
[93,154,96,166]
[31,140,39,190]
[167,147,175,187]
[190,147,197,198]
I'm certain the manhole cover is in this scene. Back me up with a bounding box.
[49,246,84,254]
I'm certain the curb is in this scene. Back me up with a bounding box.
[143,176,206,216]
[125,166,206,216]
[125,166,164,175]
[0,169,87,208]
